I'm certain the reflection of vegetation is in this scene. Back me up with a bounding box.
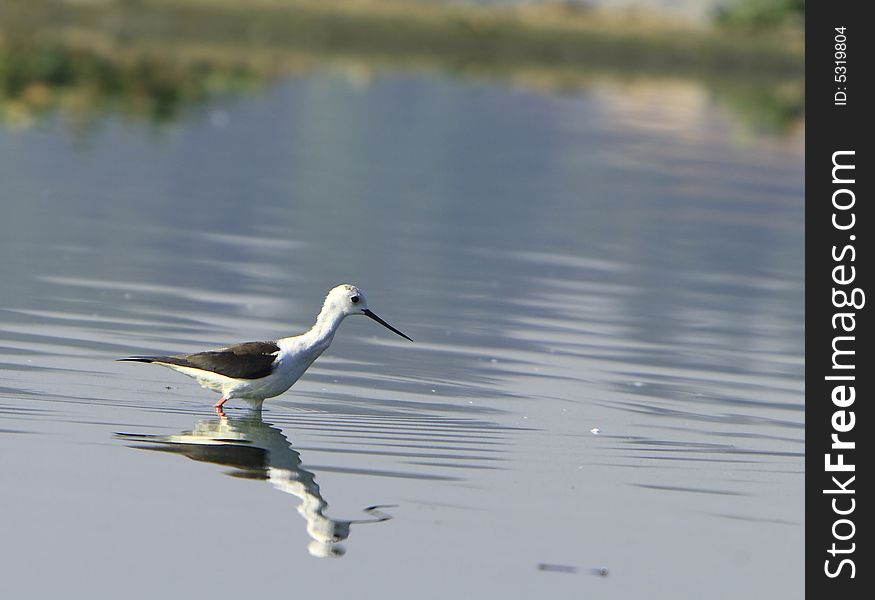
[708,78,803,135]
[0,0,803,132]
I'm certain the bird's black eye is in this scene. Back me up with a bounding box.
[350,295,360,304]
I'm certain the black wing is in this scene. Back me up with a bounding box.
[120,341,280,379]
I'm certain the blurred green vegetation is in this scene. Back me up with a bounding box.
[714,0,804,31]
[1,0,802,132]
[0,40,266,127]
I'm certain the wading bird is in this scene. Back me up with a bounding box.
[119,284,412,415]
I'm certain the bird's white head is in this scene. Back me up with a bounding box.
[324,284,369,316]
[323,284,412,341]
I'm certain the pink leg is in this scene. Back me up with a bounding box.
[214,396,228,417]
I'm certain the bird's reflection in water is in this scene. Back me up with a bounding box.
[117,411,393,557]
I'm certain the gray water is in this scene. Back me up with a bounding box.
[1,73,803,598]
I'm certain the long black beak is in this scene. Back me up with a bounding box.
[362,309,413,341]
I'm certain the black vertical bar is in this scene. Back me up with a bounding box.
[805,1,871,597]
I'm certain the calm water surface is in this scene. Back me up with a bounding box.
[0,72,803,598]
